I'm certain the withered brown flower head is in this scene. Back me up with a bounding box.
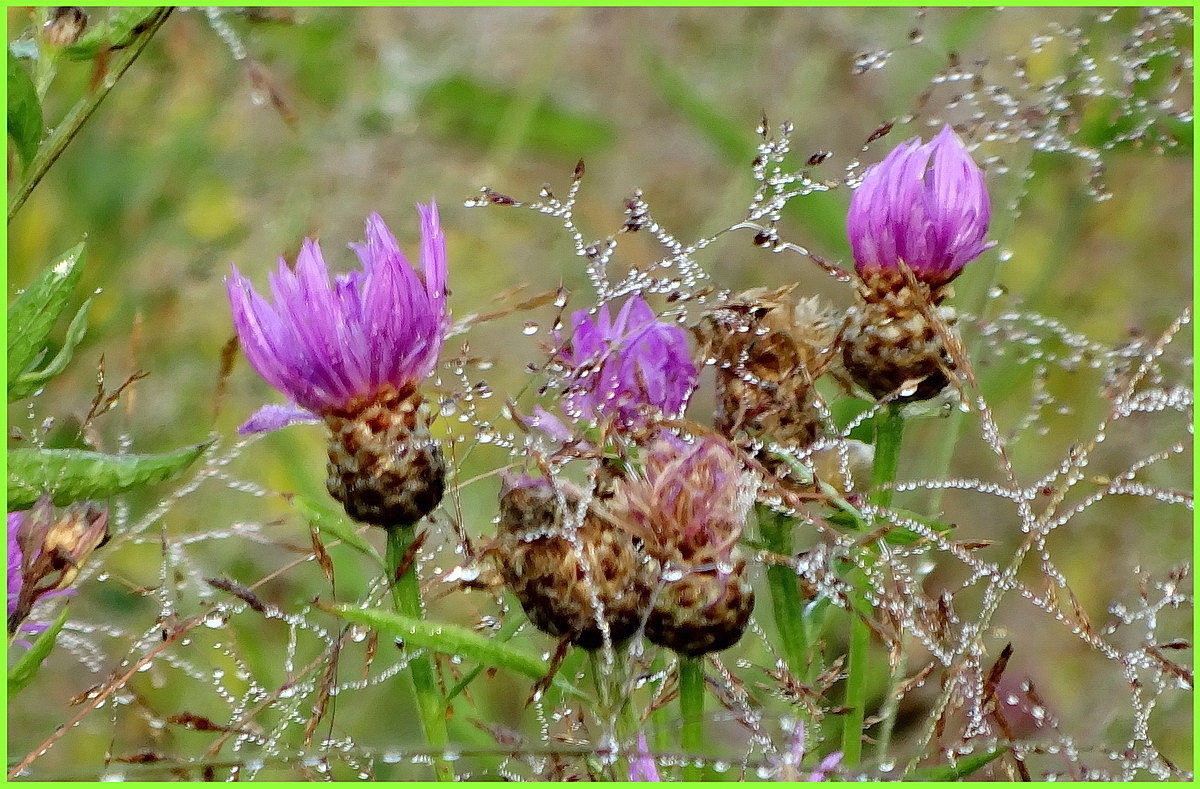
[9,498,108,635]
[696,286,840,451]
[610,434,756,656]
[490,474,659,650]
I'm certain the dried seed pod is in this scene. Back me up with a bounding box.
[696,287,840,450]
[646,556,755,657]
[696,287,841,493]
[491,475,659,649]
[840,274,958,401]
[324,384,445,528]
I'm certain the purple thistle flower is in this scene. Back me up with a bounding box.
[847,124,994,288]
[227,204,449,433]
[559,295,697,430]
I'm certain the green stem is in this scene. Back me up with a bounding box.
[843,405,906,766]
[870,406,906,511]
[758,505,808,681]
[874,652,907,760]
[679,656,706,782]
[841,601,871,767]
[8,7,173,222]
[385,527,453,782]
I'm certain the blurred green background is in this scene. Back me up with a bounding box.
[7,6,1192,780]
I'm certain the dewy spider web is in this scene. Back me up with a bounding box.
[8,7,1191,781]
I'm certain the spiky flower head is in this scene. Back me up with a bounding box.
[696,287,839,454]
[227,206,450,527]
[559,295,698,432]
[611,434,756,656]
[227,204,448,430]
[847,124,993,290]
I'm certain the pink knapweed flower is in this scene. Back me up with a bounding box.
[847,124,994,288]
[227,204,448,433]
[559,295,697,430]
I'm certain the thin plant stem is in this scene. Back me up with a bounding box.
[9,7,175,222]
[591,649,639,779]
[385,527,454,782]
[758,504,809,681]
[841,600,872,767]
[870,404,908,761]
[874,652,908,760]
[842,405,905,766]
[679,656,706,781]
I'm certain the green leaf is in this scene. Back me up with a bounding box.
[444,609,527,702]
[331,605,587,700]
[7,50,42,168]
[7,441,211,510]
[290,493,382,566]
[642,51,749,163]
[906,747,1007,781]
[8,606,69,695]
[62,7,157,61]
[8,296,92,402]
[7,242,85,389]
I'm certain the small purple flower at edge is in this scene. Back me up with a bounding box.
[8,500,108,641]
[847,124,994,289]
[629,733,661,782]
[559,294,698,430]
[226,204,449,434]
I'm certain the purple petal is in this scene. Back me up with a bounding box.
[560,295,698,429]
[629,733,661,782]
[237,403,322,435]
[226,206,450,416]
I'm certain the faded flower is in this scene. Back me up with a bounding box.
[8,499,108,636]
[611,434,755,656]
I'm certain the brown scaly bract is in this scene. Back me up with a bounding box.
[840,271,958,401]
[324,383,446,528]
[490,474,660,650]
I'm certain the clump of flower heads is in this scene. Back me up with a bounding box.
[227,205,449,528]
[489,474,659,650]
[609,434,756,656]
[491,295,699,648]
[841,124,993,401]
[8,498,108,637]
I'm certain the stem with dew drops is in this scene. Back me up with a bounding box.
[842,404,905,767]
[385,526,453,782]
